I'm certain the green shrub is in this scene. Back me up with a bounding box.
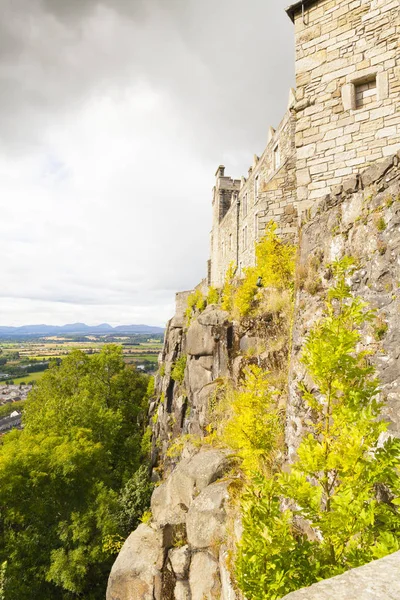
[140,426,152,458]
[118,465,154,536]
[185,290,207,325]
[166,434,203,459]
[221,262,237,313]
[207,286,220,305]
[232,267,259,317]
[376,216,386,232]
[228,222,296,318]
[236,257,400,599]
[221,365,283,475]
[374,316,388,340]
[255,221,296,290]
[171,355,187,385]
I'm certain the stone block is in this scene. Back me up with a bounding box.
[341,82,356,110]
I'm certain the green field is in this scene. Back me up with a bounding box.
[0,371,46,385]
[0,334,163,382]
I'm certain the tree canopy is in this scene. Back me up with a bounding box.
[0,345,152,600]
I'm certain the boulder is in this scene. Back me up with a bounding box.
[361,157,393,188]
[189,552,221,600]
[194,382,219,428]
[106,524,164,600]
[187,358,213,395]
[151,450,230,527]
[188,450,231,491]
[342,174,359,194]
[169,545,191,580]
[151,464,193,526]
[281,551,400,599]
[186,481,230,549]
[186,322,215,356]
[197,306,230,327]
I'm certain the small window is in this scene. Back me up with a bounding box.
[355,77,377,109]
[243,226,248,251]
[242,193,248,217]
[274,144,281,170]
[229,233,233,250]
[342,73,382,112]
[254,176,259,203]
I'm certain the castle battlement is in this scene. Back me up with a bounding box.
[208,0,400,288]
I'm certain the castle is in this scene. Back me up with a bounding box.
[208,0,400,287]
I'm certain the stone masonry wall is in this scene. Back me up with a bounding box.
[209,102,297,287]
[293,0,400,210]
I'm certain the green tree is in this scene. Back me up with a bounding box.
[118,464,154,536]
[236,258,400,600]
[0,345,150,600]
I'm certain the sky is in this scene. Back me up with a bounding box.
[0,0,295,327]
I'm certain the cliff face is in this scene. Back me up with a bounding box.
[107,153,400,600]
[288,153,400,460]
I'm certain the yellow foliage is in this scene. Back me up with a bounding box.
[166,433,203,459]
[140,510,152,524]
[207,286,220,305]
[214,366,283,476]
[232,267,259,318]
[102,534,125,555]
[231,222,296,318]
[185,289,206,325]
[221,262,237,312]
[255,221,296,290]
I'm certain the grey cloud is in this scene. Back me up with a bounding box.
[0,0,294,155]
[0,0,294,326]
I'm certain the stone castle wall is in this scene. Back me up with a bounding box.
[292,0,400,210]
[209,103,297,287]
[209,0,400,287]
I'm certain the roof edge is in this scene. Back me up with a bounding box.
[286,0,321,23]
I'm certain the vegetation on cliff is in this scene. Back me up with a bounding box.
[236,259,400,599]
[221,222,296,318]
[0,345,152,600]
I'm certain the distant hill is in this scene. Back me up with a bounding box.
[0,323,165,337]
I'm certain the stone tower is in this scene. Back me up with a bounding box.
[209,166,241,287]
[287,0,400,211]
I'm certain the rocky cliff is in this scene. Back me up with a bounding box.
[107,153,400,600]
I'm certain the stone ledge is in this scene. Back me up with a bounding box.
[281,551,400,599]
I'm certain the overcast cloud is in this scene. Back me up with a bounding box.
[0,0,294,327]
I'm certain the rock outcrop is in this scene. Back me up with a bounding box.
[287,151,400,460]
[106,448,237,600]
